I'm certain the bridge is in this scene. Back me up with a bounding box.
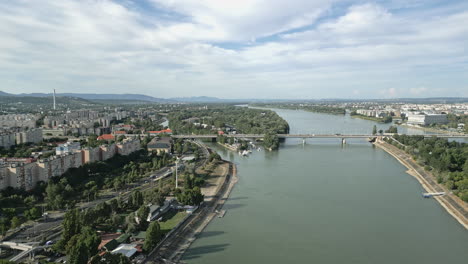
[170,133,468,139]
[0,241,52,262]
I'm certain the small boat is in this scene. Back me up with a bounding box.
[422,192,445,198]
[217,210,226,218]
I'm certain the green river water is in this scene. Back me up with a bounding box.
[183,109,468,264]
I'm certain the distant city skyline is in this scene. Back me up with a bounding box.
[0,0,467,99]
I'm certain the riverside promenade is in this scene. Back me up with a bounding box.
[375,139,468,229]
[144,160,238,264]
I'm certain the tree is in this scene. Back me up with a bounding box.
[144,221,162,252]
[208,152,221,162]
[0,260,16,264]
[80,226,101,258]
[25,207,41,220]
[66,226,100,263]
[129,190,143,209]
[177,187,204,206]
[11,216,22,229]
[263,132,279,150]
[150,190,166,206]
[382,116,393,123]
[385,126,398,134]
[372,125,377,135]
[136,205,150,227]
[109,198,120,213]
[56,209,82,252]
[184,174,194,189]
[68,240,89,264]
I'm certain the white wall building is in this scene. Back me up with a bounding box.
[407,114,448,126]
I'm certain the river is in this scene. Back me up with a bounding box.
[182,109,468,264]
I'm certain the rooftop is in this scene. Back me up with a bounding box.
[97,134,115,140]
[111,244,138,258]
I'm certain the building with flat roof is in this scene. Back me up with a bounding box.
[407,114,448,126]
[147,137,172,154]
[56,141,81,155]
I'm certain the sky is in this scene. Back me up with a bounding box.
[0,0,467,99]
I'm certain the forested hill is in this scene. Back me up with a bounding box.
[0,95,97,112]
[167,106,289,135]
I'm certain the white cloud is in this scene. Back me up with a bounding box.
[0,0,466,98]
[149,0,331,42]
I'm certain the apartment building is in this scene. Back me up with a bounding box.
[0,132,15,149]
[15,128,43,144]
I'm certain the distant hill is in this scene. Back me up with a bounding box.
[0,91,170,102]
[0,95,96,108]
[1,91,467,104]
[170,96,225,102]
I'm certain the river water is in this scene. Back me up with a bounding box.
[183,109,468,264]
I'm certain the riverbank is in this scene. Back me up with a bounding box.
[145,159,238,263]
[374,139,468,229]
[350,114,390,123]
[217,142,237,152]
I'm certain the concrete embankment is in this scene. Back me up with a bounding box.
[374,139,468,229]
[145,160,238,263]
[217,142,237,151]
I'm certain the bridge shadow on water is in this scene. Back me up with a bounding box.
[222,196,248,201]
[183,243,230,260]
[198,230,226,238]
[222,203,245,210]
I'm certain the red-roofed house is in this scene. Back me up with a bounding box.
[148,129,172,135]
[97,134,115,141]
[217,130,224,135]
[114,131,126,135]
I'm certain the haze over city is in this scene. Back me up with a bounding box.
[1,0,467,99]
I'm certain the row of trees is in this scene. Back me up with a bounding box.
[389,135,468,202]
[372,125,397,135]
[353,111,393,123]
[253,103,346,115]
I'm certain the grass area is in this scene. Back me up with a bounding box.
[159,211,188,233]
